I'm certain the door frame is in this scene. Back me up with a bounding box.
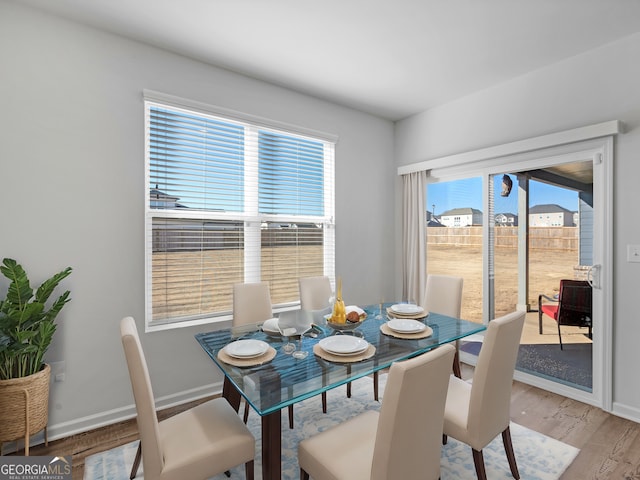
[414,123,618,411]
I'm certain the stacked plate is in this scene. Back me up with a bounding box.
[387,303,427,319]
[386,318,427,334]
[224,339,270,359]
[318,336,369,356]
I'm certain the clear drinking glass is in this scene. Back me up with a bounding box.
[281,328,296,354]
[292,334,308,359]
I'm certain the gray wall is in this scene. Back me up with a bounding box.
[395,32,640,422]
[0,3,396,438]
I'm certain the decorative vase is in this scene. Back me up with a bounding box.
[0,363,50,455]
[331,277,346,324]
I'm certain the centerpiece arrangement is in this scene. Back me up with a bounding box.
[326,278,366,331]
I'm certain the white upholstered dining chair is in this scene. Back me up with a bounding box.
[232,281,299,428]
[298,275,332,312]
[233,282,273,328]
[442,310,526,480]
[298,344,456,480]
[423,274,464,377]
[298,276,334,412]
[120,316,255,480]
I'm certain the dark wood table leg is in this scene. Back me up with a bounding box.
[262,410,282,480]
[225,376,283,479]
[222,377,242,412]
[453,339,462,378]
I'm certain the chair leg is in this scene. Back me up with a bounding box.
[472,449,488,480]
[224,471,231,477]
[130,441,142,479]
[442,434,447,445]
[347,381,351,398]
[245,460,254,480]
[322,391,327,413]
[300,467,310,480]
[538,309,543,334]
[557,322,564,350]
[373,371,379,401]
[288,404,294,429]
[502,426,520,479]
[243,401,250,423]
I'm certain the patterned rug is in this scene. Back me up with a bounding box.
[85,375,579,480]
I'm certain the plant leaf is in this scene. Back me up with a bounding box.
[1,258,33,310]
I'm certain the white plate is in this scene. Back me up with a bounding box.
[390,303,425,315]
[224,339,269,358]
[387,319,427,333]
[318,336,369,355]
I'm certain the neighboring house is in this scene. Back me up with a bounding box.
[439,208,483,227]
[529,204,575,227]
[149,188,186,209]
[426,211,443,226]
[495,213,518,226]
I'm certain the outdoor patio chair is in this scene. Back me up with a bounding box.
[538,279,592,350]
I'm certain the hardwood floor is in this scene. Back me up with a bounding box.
[13,372,640,480]
[10,397,213,480]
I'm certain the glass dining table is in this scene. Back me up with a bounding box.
[195,303,486,480]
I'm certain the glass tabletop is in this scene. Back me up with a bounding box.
[195,303,485,416]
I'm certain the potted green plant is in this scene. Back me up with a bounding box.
[0,258,72,454]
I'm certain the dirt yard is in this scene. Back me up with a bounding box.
[153,243,582,330]
[427,244,580,322]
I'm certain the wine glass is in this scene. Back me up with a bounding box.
[281,327,296,354]
[375,296,384,319]
[292,334,308,359]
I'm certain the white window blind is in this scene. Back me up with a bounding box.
[145,97,335,329]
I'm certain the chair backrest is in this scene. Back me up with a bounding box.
[467,311,525,448]
[120,317,164,479]
[423,274,464,317]
[371,344,456,480]
[558,279,592,326]
[233,282,272,326]
[299,276,332,311]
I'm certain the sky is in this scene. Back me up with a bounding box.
[427,175,578,216]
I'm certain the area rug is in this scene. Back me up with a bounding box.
[84,376,579,480]
[461,340,592,390]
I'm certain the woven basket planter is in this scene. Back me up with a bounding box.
[0,363,50,455]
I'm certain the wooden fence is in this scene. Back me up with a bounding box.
[427,226,578,251]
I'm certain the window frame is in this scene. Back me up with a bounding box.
[143,91,337,332]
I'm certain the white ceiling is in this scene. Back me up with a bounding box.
[14,0,640,121]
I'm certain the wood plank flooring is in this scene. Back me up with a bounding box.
[11,370,640,480]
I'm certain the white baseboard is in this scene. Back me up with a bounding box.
[611,402,640,424]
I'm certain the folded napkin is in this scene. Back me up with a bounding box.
[278,310,313,335]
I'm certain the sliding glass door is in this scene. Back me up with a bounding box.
[424,137,611,408]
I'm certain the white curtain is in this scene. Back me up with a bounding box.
[402,170,427,306]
